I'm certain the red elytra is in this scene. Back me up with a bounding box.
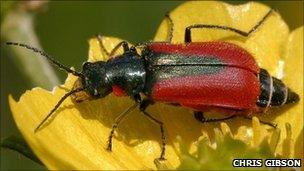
[146,42,261,113]
[148,42,259,73]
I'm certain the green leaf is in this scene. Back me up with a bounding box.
[1,135,43,165]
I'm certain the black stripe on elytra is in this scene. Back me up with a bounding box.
[150,65,224,79]
[145,53,224,66]
[144,52,258,73]
[144,53,226,79]
[143,52,226,94]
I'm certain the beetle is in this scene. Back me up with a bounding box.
[6,9,299,161]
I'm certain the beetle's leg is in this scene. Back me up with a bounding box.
[194,112,277,128]
[106,103,138,151]
[194,111,236,123]
[184,9,274,43]
[242,116,277,128]
[142,111,166,161]
[133,12,175,47]
[164,13,174,42]
[96,34,130,57]
[96,34,110,57]
[140,99,166,161]
[109,41,130,57]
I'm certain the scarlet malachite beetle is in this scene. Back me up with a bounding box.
[7,9,299,161]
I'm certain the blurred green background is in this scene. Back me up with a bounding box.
[1,1,302,170]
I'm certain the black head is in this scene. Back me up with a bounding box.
[81,61,112,98]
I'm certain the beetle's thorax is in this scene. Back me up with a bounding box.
[105,51,146,96]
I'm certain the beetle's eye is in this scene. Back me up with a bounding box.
[83,62,91,69]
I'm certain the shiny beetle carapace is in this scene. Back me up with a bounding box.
[7,9,299,161]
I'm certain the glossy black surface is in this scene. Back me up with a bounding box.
[256,68,299,107]
[82,61,111,98]
[81,50,146,97]
[257,69,271,107]
[106,51,146,95]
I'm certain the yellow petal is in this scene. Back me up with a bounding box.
[9,75,181,169]
[224,2,289,75]
[88,36,126,62]
[282,123,294,158]
[154,1,232,43]
[277,27,303,157]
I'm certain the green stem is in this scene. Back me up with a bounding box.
[1,2,59,89]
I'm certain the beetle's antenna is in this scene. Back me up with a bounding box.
[34,87,85,133]
[6,42,84,78]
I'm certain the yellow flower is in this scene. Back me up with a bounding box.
[9,1,303,170]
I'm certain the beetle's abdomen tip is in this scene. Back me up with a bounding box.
[286,88,300,104]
